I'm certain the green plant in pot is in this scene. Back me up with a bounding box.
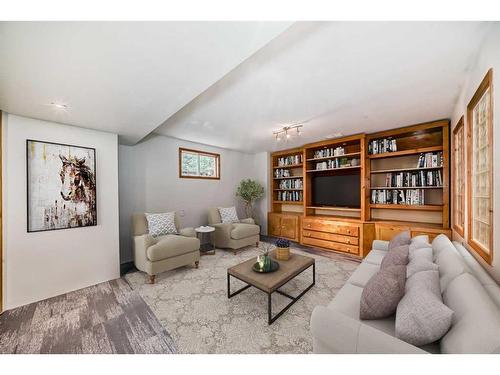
[236,179,265,224]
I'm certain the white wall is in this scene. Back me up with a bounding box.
[2,114,120,309]
[119,135,268,263]
[450,25,500,283]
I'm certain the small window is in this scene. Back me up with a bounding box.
[467,69,493,264]
[179,148,220,179]
[452,117,465,236]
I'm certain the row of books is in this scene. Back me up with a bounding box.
[371,189,426,205]
[274,169,294,178]
[368,138,397,154]
[313,146,346,159]
[383,170,443,187]
[278,179,303,189]
[276,191,303,202]
[277,154,302,166]
[417,152,443,168]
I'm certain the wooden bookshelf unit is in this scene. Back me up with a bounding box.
[268,120,451,259]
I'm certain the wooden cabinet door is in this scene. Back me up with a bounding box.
[269,214,282,237]
[280,216,298,240]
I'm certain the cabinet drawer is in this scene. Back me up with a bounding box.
[302,230,359,245]
[302,219,359,237]
[302,236,359,255]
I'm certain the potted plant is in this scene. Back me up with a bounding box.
[236,179,265,224]
[275,238,291,261]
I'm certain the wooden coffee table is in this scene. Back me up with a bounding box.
[227,251,315,324]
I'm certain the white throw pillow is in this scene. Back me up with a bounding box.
[218,206,240,223]
[145,212,178,237]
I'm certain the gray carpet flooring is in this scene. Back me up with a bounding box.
[0,279,176,354]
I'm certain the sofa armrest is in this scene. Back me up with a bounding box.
[179,227,196,238]
[240,218,255,225]
[372,240,389,252]
[133,234,157,273]
[310,307,427,354]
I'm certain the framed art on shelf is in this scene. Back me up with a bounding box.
[27,140,97,232]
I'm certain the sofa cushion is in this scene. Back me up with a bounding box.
[381,245,409,269]
[388,231,411,251]
[435,245,469,292]
[218,206,240,223]
[364,250,387,266]
[145,211,178,237]
[411,234,430,245]
[360,265,406,320]
[407,258,439,278]
[348,262,380,287]
[147,235,200,261]
[441,273,500,354]
[328,283,396,336]
[432,234,458,259]
[396,270,453,346]
[409,247,433,263]
[230,223,259,240]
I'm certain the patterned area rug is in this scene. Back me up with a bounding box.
[125,244,359,354]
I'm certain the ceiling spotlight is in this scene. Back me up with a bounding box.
[273,124,303,142]
[50,102,68,109]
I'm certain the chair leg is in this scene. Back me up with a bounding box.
[148,274,156,284]
[233,250,238,255]
[195,261,199,268]
[256,241,259,247]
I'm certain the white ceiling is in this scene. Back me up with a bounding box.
[155,21,491,152]
[0,21,292,144]
[0,22,492,152]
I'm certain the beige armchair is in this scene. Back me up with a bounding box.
[207,207,260,254]
[132,213,200,284]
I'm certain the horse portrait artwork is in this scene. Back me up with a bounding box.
[27,140,97,232]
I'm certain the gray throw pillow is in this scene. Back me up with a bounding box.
[396,270,453,346]
[409,246,433,262]
[388,231,411,251]
[407,258,439,278]
[380,245,409,269]
[360,265,406,320]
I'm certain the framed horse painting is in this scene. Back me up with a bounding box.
[26,140,97,232]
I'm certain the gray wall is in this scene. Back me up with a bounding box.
[119,134,268,264]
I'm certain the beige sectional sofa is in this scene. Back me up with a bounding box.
[310,234,500,354]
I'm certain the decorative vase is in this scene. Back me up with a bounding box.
[262,254,272,272]
[276,247,290,261]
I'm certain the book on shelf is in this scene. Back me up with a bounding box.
[368,137,397,155]
[417,151,443,168]
[278,178,303,189]
[277,190,303,202]
[277,154,302,166]
[313,146,346,159]
[382,170,443,187]
[371,189,425,205]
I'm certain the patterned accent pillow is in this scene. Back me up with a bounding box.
[218,206,240,223]
[145,212,178,237]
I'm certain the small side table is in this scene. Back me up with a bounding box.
[195,226,216,255]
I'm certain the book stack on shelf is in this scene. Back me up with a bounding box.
[274,168,293,178]
[368,137,397,155]
[277,154,302,166]
[417,151,443,168]
[383,170,443,188]
[278,178,303,190]
[313,146,345,159]
[371,189,425,206]
[277,190,303,202]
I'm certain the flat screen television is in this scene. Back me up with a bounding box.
[312,174,360,208]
